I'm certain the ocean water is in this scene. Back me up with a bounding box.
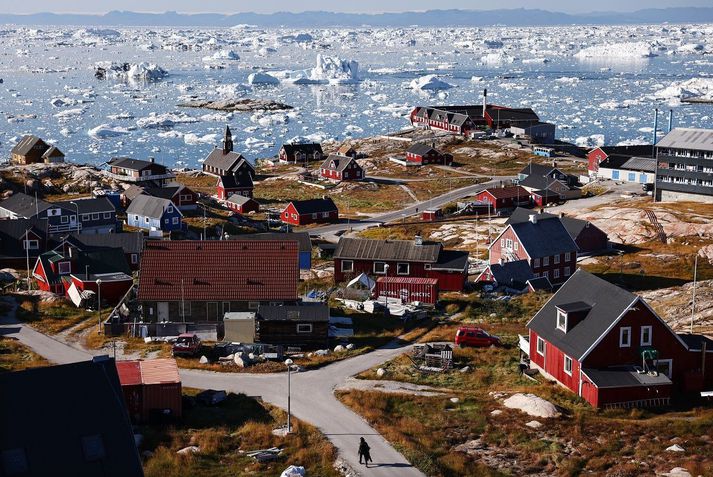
[0,24,712,168]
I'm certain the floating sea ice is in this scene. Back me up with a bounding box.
[409,74,454,91]
[203,49,240,62]
[248,72,280,85]
[136,112,198,129]
[216,83,252,97]
[652,78,713,103]
[575,42,657,59]
[575,134,605,148]
[184,133,219,145]
[88,124,131,139]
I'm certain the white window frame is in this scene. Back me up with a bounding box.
[553,268,560,279]
[619,326,632,348]
[554,254,560,264]
[341,260,354,273]
[655,358,673,379]
[396,262,410,275]
[640,325,652,346]
[91,213,99,220]
[23,239,39,250]
[145,217,150,224]
[82,214,90,221]
[172,217,179,225]
[60,215,69,224]
[514,242,519,251]
[564,252,571,262]
[297,323,313,334]
[533,258,540,267]
[564,355,573,376]
[542,256,549,266]
[373,262,387,275]
[556,309,567,332]
[564,266,571,277]
[536,337,546,356]
[312,213,318,219]
[103,212,112,219]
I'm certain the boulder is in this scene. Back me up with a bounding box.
[662,468,692,477]
[666,444,685,452]
[450,397,460,404]
[490,409,503,416]
[177,446,200,455]
[453,439,487,455]
[334,345,346,353]
[280,465,306,477]
[525,420,543,429]
[199,355,209,364]
[315,349,329,356]
[345,343,355,350]
[503,393,560,418]
[376,368,386,378]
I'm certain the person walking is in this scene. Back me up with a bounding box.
[358,437,372,466]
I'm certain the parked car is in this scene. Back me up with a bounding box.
[455,326,501,348]
[172,333,202,357]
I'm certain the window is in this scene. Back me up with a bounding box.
[533,258,540,268]
[164,219,169,224]
[641,326,652,346]
[505,238,513,249]
[312,213,318,219]
[543,270,549,279]
[291,213,298,220]
[131,254,138,264]
[90,213,99,220]
[536,337,546,356]
[322,212,330,218]
[58,261,71,275]
[22,239,39,250]
[553,269,560,279]
[556,309,567,332]
[619,326,632,347]
[341,260,354,273]
[60,215,68,224]
[172,217,179,225]
[374,262,387,274]
[248,301,260,310]
[397,263,410,275]
[133,215,139,221]
[554,254,560,264]
[564,355,573,376]
[297,323,313,334]
[542,256,549,266]
[500,239,504,248]
[564,252,571,262]
[167,206,173,213]
[564,266,571,277]
[145,217,150,223]
[180,301,191,317]
[424,263,431,270]
[82,213,90,221]
[103,212,112,219]
[514,242,519,251]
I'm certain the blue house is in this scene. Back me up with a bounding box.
[125,194,183,232]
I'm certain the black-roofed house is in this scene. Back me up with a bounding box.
[517,162,581,203]
[525,269,713,408]
[121,183,198,211]
[279,143,324,164]
[33,244,133,305]
[0,193,117,235]
[125,195,183,233]
[255,303,329,349]
[320,154,364,182]
[58,232,145,270]
[216,173,254,200]
[10,135,65,165]
[489,212,578,285]
[106,157,175,187]
[0,356,144,477]
[475,258,547,294]
[281,197,338,226]
[202,126,255,178]
[405,143,453,166]
[506,207,609,255]
[334,236,469,291]
[0,218,49,268]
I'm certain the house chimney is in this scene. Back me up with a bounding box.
[529,214,538,224]
[559,212,565,218]
[414,235,423,246]
[552,160,557,168]
[668,109,673,133]
[482,89,487,118]
[149,157,155,163]
[499,257,504,266]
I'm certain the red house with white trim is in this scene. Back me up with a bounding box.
[225,194,260,214]
[334,236,469,292]
[320,154,364,182]
[474,186,531,215]
[216,174,253,200]
[526,270,713,408]
[281,198,338,226]
[405,144,453,166]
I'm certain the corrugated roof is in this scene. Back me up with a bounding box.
[620,156,656,173]
[320,154,357,172]
[136,240,298,301]
[10,135,44,156]
[257,303,329,322]
[376,277,438,285]
[126,194,177,219]
[116,359,180,386]
[407,143,438,156]
[482,185,530,200]
[657,127,713,153]
[108,157,167,172]
[335,237,441,263]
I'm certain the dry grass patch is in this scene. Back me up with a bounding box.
[12,295,102,335]
[0,337,49,372]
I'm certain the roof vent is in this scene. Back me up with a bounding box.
[414,235,423,246]
[529,214,538,224]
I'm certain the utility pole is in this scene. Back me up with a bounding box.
[25,229,30,291]
[691,253,698,334]
[285,358,293,433]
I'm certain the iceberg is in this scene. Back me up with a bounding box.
[88,124,130,139]
[94,62,168,82]
[653,78,713,103]
[277,54,360,85]
[248,72,280,85]
[575,42,657,59]
[410,74,454,91]
[184,133,219,145]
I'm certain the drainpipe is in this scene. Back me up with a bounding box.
[653,108,659,145]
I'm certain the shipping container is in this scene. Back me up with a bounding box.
[375,277,439,305]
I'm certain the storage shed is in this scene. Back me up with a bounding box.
[116,358,182,423]
[224,312,257,343]
[376,277,439,305]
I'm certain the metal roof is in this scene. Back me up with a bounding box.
[125,194,178,219]
[376,277,438,285]
[582,366,672,389]
[620,156,656,173]
[656,127,713,152]
[0,192,54,218]
[335,237,442,263]
[10,135,45,156]
[257,303,329,322]
[116,358,181,386]
[289,197,338,215]
[56,196,115,214]
[320,154,357,172]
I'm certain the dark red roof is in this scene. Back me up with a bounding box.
[136,240,298,301]
[116,359,180,386]
[480,186,530,200]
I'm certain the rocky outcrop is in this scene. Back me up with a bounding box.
[178,98,292,112]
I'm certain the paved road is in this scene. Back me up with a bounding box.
[308,176,514,237]
[0,310,425,477]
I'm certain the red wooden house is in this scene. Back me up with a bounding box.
[489,213,578,285]
[474,186,531,215]
[216,174,253,200]
[405,143,453,166]
[225,194,260,214]
[281,198,338,226]
[587,145,653,176]
[279,143,324,164]
[116,358,182,423]
[507,208,609,255]
[334,236,469,292]
[526,269,713,408]
[320,154,364,182]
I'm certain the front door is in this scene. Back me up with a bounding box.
[157,302,169,322]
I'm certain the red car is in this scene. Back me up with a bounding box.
[455,327,501,348]
[172,333,202,357]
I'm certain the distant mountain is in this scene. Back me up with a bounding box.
[1,7,712,27]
